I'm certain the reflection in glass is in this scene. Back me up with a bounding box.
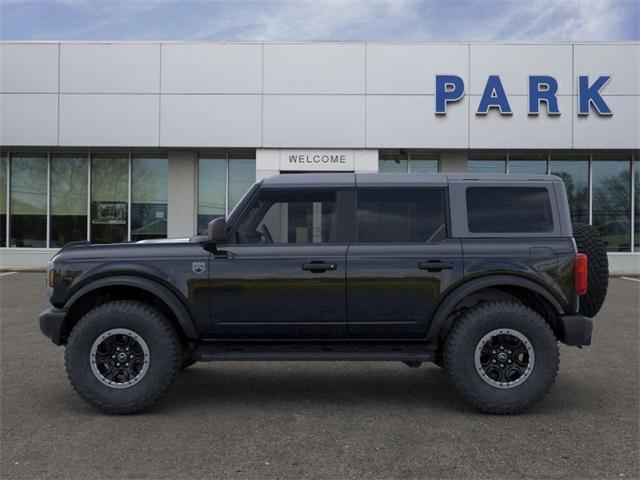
[592,156,631,252]
[550,156,589,225]
[91,155,128,244]
[197,156,226,235]
[10,155,47,247]
[468,153,506,173]
[379,151,408,173]
[509,152,548,174]
[50,155,88,247]
[0,155,6,247]
[410,153,438,173]
[131,156,168,241]
[228,155,255,213]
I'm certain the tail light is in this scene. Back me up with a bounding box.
[575,253,588,295]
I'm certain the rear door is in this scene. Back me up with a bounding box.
[346,187,463,338]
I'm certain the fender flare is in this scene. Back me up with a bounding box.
[64,275,198,339]
[426,275,566,341]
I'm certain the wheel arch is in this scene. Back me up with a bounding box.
[427,275,566,343]
[61,275,198,344]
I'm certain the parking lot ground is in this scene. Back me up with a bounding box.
[1,273,639,480]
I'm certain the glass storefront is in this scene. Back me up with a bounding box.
[0,154,6,247]
[635,157,639,251]
[50,154,88,247]
[508,152,548,174]
[131,155,168,242]
[550,153,590,225]
[468,152,507,173]
[379,151,438,173]
[592,153,632,252]
[197,151,256,235]
[10,154,47,247]
[91,155,129,244]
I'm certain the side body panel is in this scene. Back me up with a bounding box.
[346,240,464,338]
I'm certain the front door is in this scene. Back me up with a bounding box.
[208,188,349,339]
[347,188,464,338]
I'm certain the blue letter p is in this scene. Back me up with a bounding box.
[435,75,464,115]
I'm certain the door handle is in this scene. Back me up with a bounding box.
[302,262,337,273]
[418,261,453,272]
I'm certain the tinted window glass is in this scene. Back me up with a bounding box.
[10,154,47,247]
[236,190,337,244]
[550,156,589,224]
[131,156,168,242]
[357,189,446,243]
[50,154,88,247]
[466,187,553,233]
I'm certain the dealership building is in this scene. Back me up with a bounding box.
[0,41,638,273]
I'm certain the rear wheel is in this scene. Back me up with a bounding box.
[573,222,609,317]
[65,300,181,414]
[443,301,559,414]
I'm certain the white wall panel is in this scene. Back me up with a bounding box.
[264,43,365,94]
[573,96,640,149]
[574,44,640,95]
[0,44,58,93]
[470,44,573,95]
[366,95,468,148]
[59,94,159,146]
[0,94,58,145]
[161,95,261,147]
[161,44,262,93]
[263,95,364,147]
[367,44,468,94]
[469,95,573,149]
[60,43,160,93]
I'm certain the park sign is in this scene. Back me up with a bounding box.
[435,75,613,116]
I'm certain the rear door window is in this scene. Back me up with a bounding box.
[356,189,446,243]
[466,187,553,233]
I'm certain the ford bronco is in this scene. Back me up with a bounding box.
[39,173,609,414]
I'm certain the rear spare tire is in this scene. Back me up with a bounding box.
[573,223,609,317]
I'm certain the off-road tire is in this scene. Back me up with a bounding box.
[573,222,609,318]
[443,301,559,414]
[65,300,181,414]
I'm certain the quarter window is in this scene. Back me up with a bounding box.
[356,189,446,243]
[236,190,337,244]
[466,187,553,233]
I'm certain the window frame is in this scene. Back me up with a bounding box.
[353,187,449,244]
[228,187,351,246]
[449,182,562,238]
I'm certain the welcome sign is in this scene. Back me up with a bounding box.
[279,150,355,172]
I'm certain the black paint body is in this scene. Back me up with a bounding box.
[43,173,583,346]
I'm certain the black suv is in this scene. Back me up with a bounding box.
[39,173,609,414]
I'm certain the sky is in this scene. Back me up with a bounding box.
[0,0,638,42]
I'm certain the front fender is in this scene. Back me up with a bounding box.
[64,275,198,339]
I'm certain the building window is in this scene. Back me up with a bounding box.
[197,151,256,235]
[91,154,128,244]
[0,154,6,247]
[468,152,506,173]
[549,153,589,225]
[10,154,47,247]
[50,154,88,248]
[131,155,168,242]
[592,153,632,252]
[379,151,438,173]
[635,155,639,251]
[508,152,548,174]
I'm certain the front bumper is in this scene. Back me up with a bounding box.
[39,308,68,346]
[559,314,593,346]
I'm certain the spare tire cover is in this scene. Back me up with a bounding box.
[572,223,609,317]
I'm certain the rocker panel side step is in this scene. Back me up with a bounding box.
[193,342,435,362]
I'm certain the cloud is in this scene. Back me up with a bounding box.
[0,0,637,41]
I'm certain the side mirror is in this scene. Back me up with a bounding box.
[208,217,228,243]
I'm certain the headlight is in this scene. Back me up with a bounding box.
[48,268,58,288]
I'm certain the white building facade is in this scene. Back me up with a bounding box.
[0,41,638,272]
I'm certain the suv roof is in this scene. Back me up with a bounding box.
[261,172,561,188]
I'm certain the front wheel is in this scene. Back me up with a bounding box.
[65,300,182,414]
[443,301,559,414]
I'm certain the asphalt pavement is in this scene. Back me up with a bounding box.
[1,272,638,480]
